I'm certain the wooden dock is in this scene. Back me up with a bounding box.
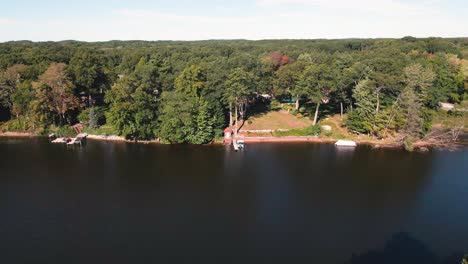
[51,133,88,146]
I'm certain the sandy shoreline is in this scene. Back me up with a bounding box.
[0,131,37,137]
[87,134,127,142]
[238,136,407,149]
[0,132,393,147]
[1,131,463,150]
[241,136,334,143]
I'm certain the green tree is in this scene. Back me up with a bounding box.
[346,79,378,134]
[174,65,206,97]
[274,62,306,110]
[105,76,158,140]
[159,65,217,144]
[105,57,159,140]
[158,91,195,143]
[11,81,34,119]
[0,64,28,115]
[133,57,161,93]
[399,87,423,138]
[68,49,108,104]
[190,98,215,144]
[132,87,158,140]
[30,83,55,129]
[105,79,136,139]
[298,64,337,125]
[336,62,371,118]
[224,68,255,134]
[403,63,435,103]
[398,64,435,139]
[428,55,459,106]
[88,107,106,130]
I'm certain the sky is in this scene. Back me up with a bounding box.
[0,0,467,42]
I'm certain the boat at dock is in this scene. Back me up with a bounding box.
[335,140,357,147]
[232,139,245,151]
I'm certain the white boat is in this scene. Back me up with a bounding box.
[237,140,245,149]
[232,139,245,151]
[335,140,357,147]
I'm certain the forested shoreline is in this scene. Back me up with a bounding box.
[0,38,467,145]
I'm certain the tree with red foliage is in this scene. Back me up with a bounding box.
[262,51,293,72]
[35,63,80,125]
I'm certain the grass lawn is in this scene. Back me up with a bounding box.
[240,110,313,131]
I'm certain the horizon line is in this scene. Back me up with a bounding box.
[2,36,468,44]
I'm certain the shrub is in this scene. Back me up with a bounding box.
[78,108,91,124]
[49,125,76,137]
[88,107,107,129]
[305,124,321,135]
[1,117,31,132]
[346,110,373,134]
[78,106,107,129]
[270,100,282,110]
[282,103,295,112]
[404,137,414,152]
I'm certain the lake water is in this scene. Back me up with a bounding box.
[0,138,467,264]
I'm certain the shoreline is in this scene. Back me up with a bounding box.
[0,131,37,137]
[1,131,464,150]
[238,136,406,149]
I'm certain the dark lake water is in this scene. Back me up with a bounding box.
[0,138,467,264]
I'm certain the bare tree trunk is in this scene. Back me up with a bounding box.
[340,102,344,120]
[295,96,299,111]
[376,96,380,114]
[375,88,382,114]
[229,102,233,128]
[234,104,238,137]
[239,102,247,121]
[313,102,320,126]
[59,113,64,126]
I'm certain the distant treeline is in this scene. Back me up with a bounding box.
[0,38,467,143]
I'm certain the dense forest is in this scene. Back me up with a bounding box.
[0,38,467,144]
